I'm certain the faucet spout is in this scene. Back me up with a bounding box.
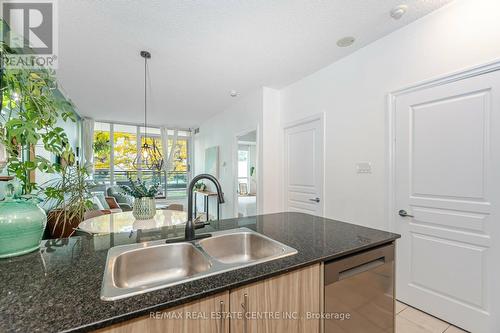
[185,174,224,241]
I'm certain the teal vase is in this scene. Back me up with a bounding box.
[0,181,47,258]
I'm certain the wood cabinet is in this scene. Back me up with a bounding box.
[96,291,229,333]
[96,264,321,333]
[229,264,321,333]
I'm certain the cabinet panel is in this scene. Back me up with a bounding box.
[230,264,321,333]
[96,291,229,333]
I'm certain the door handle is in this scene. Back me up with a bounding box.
[219,300,225,333]
[309,197,320,203]
[398,209,414,218]
[241,293,248,333]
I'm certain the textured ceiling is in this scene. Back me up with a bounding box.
[57,0,453,128]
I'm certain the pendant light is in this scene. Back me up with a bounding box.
[133,51,164,171]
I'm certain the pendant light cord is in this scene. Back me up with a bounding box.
[144,55,147,140]
[133,50,162,171]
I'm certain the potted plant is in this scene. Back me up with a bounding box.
[194,181,206,192]
[0,61,77,194]
[0,31,78,255]
[43,165,94,238]
[1,24,76,192]
[120,178,160,220]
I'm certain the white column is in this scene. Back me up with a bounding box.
[82,117,95,174]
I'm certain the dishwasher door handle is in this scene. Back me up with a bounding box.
[324,243,394,285]
[338,258,385,280]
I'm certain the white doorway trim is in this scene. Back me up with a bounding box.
[283,112,326,216]
[233,126,260,218]
[387,58,500,233]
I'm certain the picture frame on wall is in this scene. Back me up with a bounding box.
[205,146,219,178]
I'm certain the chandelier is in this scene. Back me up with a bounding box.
[133,51,164,171]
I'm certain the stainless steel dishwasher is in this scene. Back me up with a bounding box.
[324,243,395,333]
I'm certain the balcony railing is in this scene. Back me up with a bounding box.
[94,169,188,198]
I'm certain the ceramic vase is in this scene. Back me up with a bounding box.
[132,197,156,220]
[0,181,47,258]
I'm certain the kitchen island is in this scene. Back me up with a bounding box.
[0,212,399,333]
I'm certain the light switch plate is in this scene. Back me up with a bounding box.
[356,162,372,174]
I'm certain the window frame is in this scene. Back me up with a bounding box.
[93,121,192,199]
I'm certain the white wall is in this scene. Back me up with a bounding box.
[193,89,263,219]
[261,87,283,214]
[280,0,500,230]
[248,144,257,194]
[193,86,284,218]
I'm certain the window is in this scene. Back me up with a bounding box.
[238,148,249,190]
[167,137,189,198]
[139,135,165,197]
[93,122,111,185]
[113,124,138,186]
[92,122,191,198]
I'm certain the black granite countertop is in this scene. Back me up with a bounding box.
[0,212,400,333]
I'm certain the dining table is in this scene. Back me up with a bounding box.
[78,209,188,234]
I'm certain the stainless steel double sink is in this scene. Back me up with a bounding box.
[101,228,297,301]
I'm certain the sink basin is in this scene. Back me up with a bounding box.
[101,228,297,301]
[198,231,288,264]
[101,243,211,300]
[113,243,211,288]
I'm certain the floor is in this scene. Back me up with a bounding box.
[396,301,468,333]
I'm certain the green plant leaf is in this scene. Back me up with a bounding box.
[1,40,79,195]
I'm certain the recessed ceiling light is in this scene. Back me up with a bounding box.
[337,36,355,48]
[390,5,408,20]
[229,90,239,97]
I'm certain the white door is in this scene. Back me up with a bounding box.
[284,117,324,216]
[394,70,500,333]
